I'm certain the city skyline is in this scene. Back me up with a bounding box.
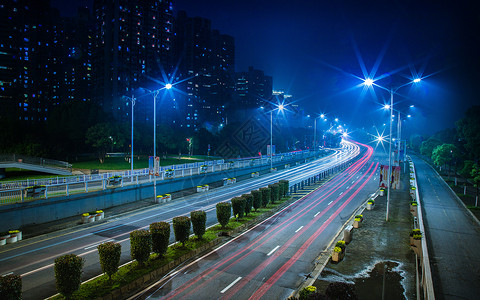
[18,0,480,136]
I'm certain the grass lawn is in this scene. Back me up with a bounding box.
[0,168,68,182]
[72,156,218,170]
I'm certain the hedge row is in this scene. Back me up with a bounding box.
[15,180,291,298]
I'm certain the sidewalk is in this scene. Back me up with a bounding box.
[306,168,417,299]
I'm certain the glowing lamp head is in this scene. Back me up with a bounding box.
[320,114,325,118]
[165,83,172,90]
[384,104,391,110]
[413,78,421,83]
[278,104,284,111]
[364,78,374,86]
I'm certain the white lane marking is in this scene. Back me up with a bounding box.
[221,276,242,293]
[314,212,320,217]
[295,226,304,233]
[327,201,333,206]
[267,245,280,256]
[339,192,343,195]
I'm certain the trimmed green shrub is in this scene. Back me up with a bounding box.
[130,230,152,266]
[242,194,253,216]
[279,179,289,197]
[54,254,84,298]
[191,210,207,239]
[268,183,280,204]
[299,285,317,300]
[251,190,262,211]
[150,221,170,256]
[173,216,191,245]
[0,274,22,300]
[231,196,246,220]
[216,202,232,228]
[260,187,271,207]
[97,242,121,280]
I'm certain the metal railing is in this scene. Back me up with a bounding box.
[0,150,316,205]
[408,156,435,300]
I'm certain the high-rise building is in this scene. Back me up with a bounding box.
[173,11,235,130]
[92,0,174,122]
[0,0,63,123]
[236,66,272,109]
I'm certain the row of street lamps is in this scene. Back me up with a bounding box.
[363,77,421,221]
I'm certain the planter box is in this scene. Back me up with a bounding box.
[353,220,361,228]
[25,186,46,198]
[88,215,95,223]
[332,250,345,262]
[0,238,6,246]
[107,177,122,186]
[81,215,90,224]
[197,186,203,193]
[379,189,385,196]
[6,235,17,244]
[367,203,374,210]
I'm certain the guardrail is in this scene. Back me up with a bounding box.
[407,156,435,300]
[0,150,318,205]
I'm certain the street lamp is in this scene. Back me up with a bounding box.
[269,104,284,171]
[123,95,136,182]
[145,83,173,201]
[364,77,421,221]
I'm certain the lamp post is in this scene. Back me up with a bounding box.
[364,78,421,221]
[130,95,136,182]
[123,94,136,183]
[269,104,284,171]
[146,83,172,202]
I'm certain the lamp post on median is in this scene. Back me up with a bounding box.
[146,83,172,202]
[364,77,421,221]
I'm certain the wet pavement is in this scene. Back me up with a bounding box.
[310,167,417,299]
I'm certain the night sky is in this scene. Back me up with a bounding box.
[52,0,480,137]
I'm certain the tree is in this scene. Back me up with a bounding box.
[173,216,191,246]
[130,230,152,266]
[190,211,207,239]
[97,242,121,280]
[471,164,480,207]
[0,274,22,300]
[420,138,442,158]
[216,202,232,228]
[85,123,113,163]
[456,106,480,160]
[251,190,262,212]
[54,254,84,299]
[231,197,246,220]
[242,194,253,216]
[432,144,459,173]
[150,222,170,256]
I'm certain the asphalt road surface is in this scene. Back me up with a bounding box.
[129,142,379,300]
[412,156,480,300]
[0,141,361,300]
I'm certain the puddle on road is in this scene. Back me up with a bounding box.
[320,261,408,300]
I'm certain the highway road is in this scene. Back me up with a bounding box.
[412,156,480,300]
[0,140,361,299]
[129,141,378,300]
